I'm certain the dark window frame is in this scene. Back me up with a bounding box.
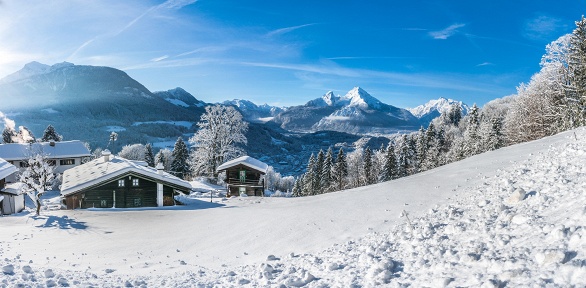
[60,159,75,165]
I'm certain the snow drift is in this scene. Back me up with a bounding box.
[0,128,585,286]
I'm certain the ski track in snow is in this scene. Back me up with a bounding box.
[1,129,586,287]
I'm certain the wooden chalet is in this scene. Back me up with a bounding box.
[216,156,268,197]
[61,151,191,209]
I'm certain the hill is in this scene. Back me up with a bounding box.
[0,128,584,286]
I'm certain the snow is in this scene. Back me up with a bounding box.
[0,158,17,180]
[41,108,59,114]
[132,121,193,128]
[105,126,126,132]
[408,97,469,118]
[165,98,189,107]
[216,155,269,173]
[0,140,90,161]
[256,116,274,123]
[0,128,585,286]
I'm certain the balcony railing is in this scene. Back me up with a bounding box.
[225,178,263,186]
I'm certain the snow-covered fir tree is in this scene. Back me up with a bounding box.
[171,137,189,179]
[17,126,35,143]
[144,143,155,167]
[304,153,318,195]
[380,142,398,182]
[40,125,62,142]
[321,147,334,192]
[2,127,15,144]
[363,147,374,185]
[333,148,348,191]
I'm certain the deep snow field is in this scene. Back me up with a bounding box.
[1,128,585,287]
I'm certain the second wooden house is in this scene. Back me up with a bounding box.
[216,156,268,197]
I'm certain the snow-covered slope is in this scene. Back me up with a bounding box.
[1,128,585,286]
[408,97,469,126]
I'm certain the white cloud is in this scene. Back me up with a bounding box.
[524,15,564,40]
[429,23,465,40]
[150,55,169,62]
[266,23,315,37]
[476,62,494,67]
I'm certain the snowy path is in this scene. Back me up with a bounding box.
[1,128,585,286]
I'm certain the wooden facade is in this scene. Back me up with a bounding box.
[63,172,186,209]
[222,164,265,197]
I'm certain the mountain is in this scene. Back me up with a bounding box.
[0,62,204,150]
[153,87,205,108]
[408,97,469,127]
[222,99,284,122]
[272,87,420,134]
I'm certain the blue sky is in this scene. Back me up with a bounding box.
[0,0,584,108]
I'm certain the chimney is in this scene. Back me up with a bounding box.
[49,141,55,147]
[156,162,164,174]
[102,150,112,162]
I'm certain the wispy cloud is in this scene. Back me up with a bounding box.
[150,55,169,62]
[429,23,465,40]
[476,62,494,67]
[326,56,422,60]
[523,15,565,40]
[266,23,315,37]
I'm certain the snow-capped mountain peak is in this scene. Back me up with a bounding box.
[0,61,75,84]
[341,86,382,109]
[408,97,469,126]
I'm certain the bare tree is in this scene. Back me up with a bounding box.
[189,105,248,177]
[19,154,55,215]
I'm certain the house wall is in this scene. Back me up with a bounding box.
[64,174,182,209]
[0,193,24,215]
[5,157,87,183]
[223,164,265,197]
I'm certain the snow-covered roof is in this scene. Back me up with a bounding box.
[0,140,90,161]
[216,156,269,173]
[61,156,191,196]
[0,158,17,180]
[0,182,24,195]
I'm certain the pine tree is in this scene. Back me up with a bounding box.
[487,118,504,151]
[170,137,189,179]
[315,150,325,193]
[304,153,317,195]
[363,147,373,185]
[333,148,348,191]
[415,127,427,172]
[397,135,410,177]
[292,175,304,197]
[380,143,397,182]
[2,127,15,144]
[144,143,155,167]
[321,147,334,192]
[462,104,480,157]
[40,125,62,142]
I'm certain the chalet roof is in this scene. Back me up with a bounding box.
[0,140,91,161]
[216,155,269,174]
[1,182,24,196]
[0,158,17,180]
[61,155,191,196]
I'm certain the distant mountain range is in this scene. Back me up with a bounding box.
[0,62,469,174]
[408,97,470,127]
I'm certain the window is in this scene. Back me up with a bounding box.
[60,159,75,165]
[239,187,246,195]
[19,161,29,168]
[132,178,139,186]
[239,170,246,182]
[100,200,107,207]
[133,198,141,207]
[118,179,125,187]
[46,160,56,166]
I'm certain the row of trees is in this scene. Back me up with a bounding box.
[2,124,62,144]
